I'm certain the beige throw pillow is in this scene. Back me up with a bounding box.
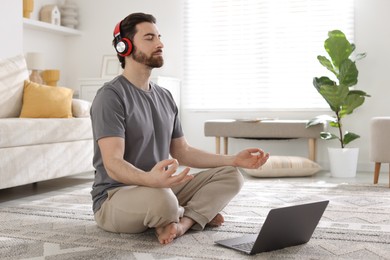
[72,98,91,118]
[240,156,321,177]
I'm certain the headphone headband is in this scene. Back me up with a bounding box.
[113,22,121,38]
[113,20,133,57]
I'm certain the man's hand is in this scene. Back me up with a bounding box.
[233,148,269,169]
[147,159,194,188]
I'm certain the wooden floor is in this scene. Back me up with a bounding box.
[0,172,94,206]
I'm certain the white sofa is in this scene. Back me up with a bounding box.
[0,54,94,189]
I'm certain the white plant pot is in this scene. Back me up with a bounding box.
[328,147,359,178]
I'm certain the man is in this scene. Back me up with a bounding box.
[90,12,269,245]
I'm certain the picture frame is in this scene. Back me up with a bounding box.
[101,55,122,78]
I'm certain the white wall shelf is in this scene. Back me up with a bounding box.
[23,18,82,36]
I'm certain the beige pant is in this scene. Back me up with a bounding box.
[94,166,243,233]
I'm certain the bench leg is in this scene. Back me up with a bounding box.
[374,162,381,184]
[223,137,228,155]
[308,138,317,161]
[215,137,221,154]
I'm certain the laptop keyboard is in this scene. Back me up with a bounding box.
[232,241,254,252]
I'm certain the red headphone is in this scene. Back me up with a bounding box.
[113,20,133,57]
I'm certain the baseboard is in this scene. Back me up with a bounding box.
[318,161,388,173]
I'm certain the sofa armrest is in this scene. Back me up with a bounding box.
[72,98,91,118]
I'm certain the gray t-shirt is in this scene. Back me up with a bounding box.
[90,75,183,213]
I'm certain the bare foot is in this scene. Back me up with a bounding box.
[155,223,178,244]
[207,213,224,227]
[155,217,195,245]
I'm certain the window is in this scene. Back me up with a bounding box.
[183,0,354,110]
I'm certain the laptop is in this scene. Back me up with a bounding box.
[215,200,329,255]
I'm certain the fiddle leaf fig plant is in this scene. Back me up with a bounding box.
[306,30,370,148]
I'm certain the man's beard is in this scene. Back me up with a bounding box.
[131,46,164,68]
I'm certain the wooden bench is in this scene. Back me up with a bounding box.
[204,119,324,161]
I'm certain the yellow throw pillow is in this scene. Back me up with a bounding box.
[20,80,74,118]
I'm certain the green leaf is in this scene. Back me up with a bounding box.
[343,132,360,145]
[338,59,358,87]
[350,43,356,53]
[306,115,336,128]
[319,84,349,112]
[324,30,354,70]
[329,121,340,128]
[320,132,339,140]
[353,52,367,61]
[340,92,365,117]
[349,89,370,97]
[313,77,335,93]
[317,55,337,76]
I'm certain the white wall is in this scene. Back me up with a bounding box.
[0,0,22,58]
[345,0,390,171]
[65,0,184,88]
[2,0,390,173]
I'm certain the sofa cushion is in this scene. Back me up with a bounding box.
[0,118,92,148]
[20,81,74,118]
[72,98,91,118]
[240,156,321,177]
[0,55,29,118]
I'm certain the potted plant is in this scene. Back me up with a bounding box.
[306,30,370,177]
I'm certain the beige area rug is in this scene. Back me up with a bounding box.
[0,177,390,260]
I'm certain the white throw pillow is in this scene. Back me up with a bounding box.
[72,98,91,117]
[240,156,321,177]
[0,55,29,118]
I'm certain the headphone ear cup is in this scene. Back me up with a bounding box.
[115,39,126,56]
[120,37,133,57]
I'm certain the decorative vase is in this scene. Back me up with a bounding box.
[23,0,34,18]
[60,0,79,28]
[328,147,359,178]
[29,70,43,84]
[41,70,60,86]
